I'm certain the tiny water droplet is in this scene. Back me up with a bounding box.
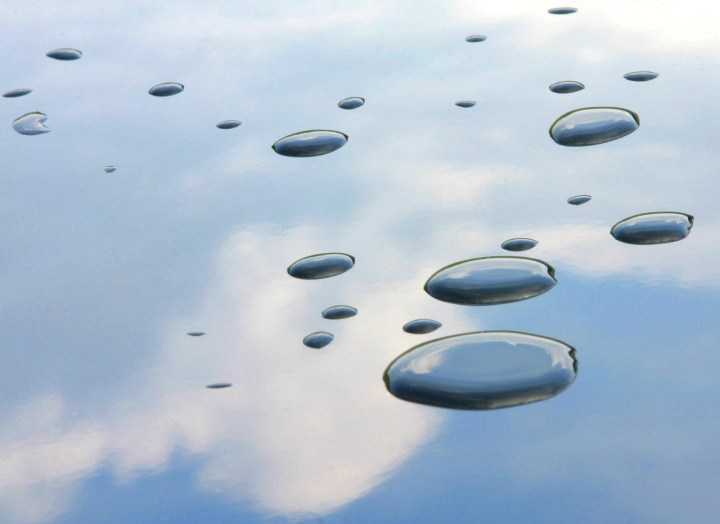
[611,212,693,245]
[549,81,584,94]
[425,256,557,306]
[548,7,577,14]
[272,130,348,157]
[12,112,51,135]
[148,82,184,97]
[465,35,487,42]
[46,48,82,60]
[501,238,538,252]
[550,107,639,147]
[403,319,442,335]
[187,332,206,336]
[338,97,365,110]
[288,253,355,280]
[567,195,591,205]
[303,332,334,349]
[455,101,476,108]
[322,305,358,320]
[207,383,232,389]
[623,71,659,82]
[3,88,32,98]
[104,166,116,173]
[384,331,577,410]
[217,120,241,129]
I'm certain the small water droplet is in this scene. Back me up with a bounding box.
[104,166,116,173]
[623,71,659,82]
[207,383,232,389]
[548,7,577,14]
[187,332,206,336]
[455,101,476,108]
[12,112,51,135]
[46,48,82,60]
[338,97,365,110]
[287,253,355,280]
[3,88,32,98]
[148,82,184,97]
[501,238,538,252]
[549,81,585,94]
[465,35,487,42]
[303,332,334,349]
[611,212,693,245]
[272,130,348,157]
[425,256,557,306]
[322,305,358,320]
[217,120,241,129]
[403,319,442,335]
[384,331,577,410]
[550,107,639,147]
[567,195,591,205]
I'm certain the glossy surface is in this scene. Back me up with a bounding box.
[2,88,32,98]
[567,194,592,205]
[216,120,241,129]
[287,253,355,279]
[501,238,538,252]
[402,319,442,335]
[104,166,116,173]
[465,35,486,42]
[272,130,348,157]
[611,212,693,245]
[322,305,358,320]
[12,112,50,135]
[550,107,639,146]
[303,332,334,349]
[549,80,584,94]
[148,82,184,97]
[455,101,476,108]
[548,7,577,14]
[338,97,365,110]
[624,71,659,82]
[46,48,82,60]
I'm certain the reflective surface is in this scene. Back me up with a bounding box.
[549,80,584,94]
[338,97,365,110]
[3,88,32,98]
[567,194,592,205]
[148,82,184,96]
[624,71,659,82]
[611,212,693,245]
[104,166,116,173]
[45,48,82,60]
[322,305,358,320]
[272,129,348,157]
[12,112,51,135]
[403,319,442,335]
[465,35,486,42]
[501,238,538,252]
[455,101,476,108]
[550,107,640,146]
[303,332,334,349]
[287,253,355,279]
[548,7,577,14]
[216,120,241,129]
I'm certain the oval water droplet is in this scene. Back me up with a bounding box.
[216,120,241,129]
[548,7,577,14]
[611,212,693,245]
[425,256,557,306]
[322,305,358,320]
[455,101,476,108]
[567,195,591,205]
[272,130,348,157]
[465,35,487,42]
[3,88,33,98]
[623,71,659,82]
[501,238,538,252]
[384,331,577,410]
[549,107,639,147]
[303,332,334,349]
[338,97,365,110]
[187,332,206,337]
[148,82,184,97]
[46,48,82,60]
[549,81,584,94]
[287,253,355,280]
[104,166,116,173]
[403,319,442,335]
[12,112,50,135]
[207,383,232,389]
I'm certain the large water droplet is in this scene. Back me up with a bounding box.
[384,331,577,410]
[611,212,693,245]
[303,332,334,349]
[207,383,232,389]
[338,97,365,110]
[455,101,476,108]
[624,71,659,82]
[567,195,591,205]
[465,35,487,42]
[548,7,577,14]
[12,112,51,135]
[148,82,184,97]
[46,48,82,60]
[104,166,116,173]
[550,107,639,147]
[287,253,355,280]
[403,319,442,335]
[216,120,241,129]
[425,256,557,306]
[322,305,358,320]
[501,238,538,252]
[549,81,584,94]
[272,130,348,158]
[187,332,206,337]
[3,88,32,98]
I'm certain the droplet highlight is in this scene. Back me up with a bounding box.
[216,120,241,129]
[272,130,348,158]
[338,97,365,110]
[465,35,487,43]
[548,7,577,14]
[3,88,32,98]
[501,238,538,252]
[549,81,584,94]
[12,112,50,135]
[148,82,184,97]
[455,101,476,108]
[624,71,659,82]
[303,332,334,349]
[187,332,206,337]
[550,107,639,147]
[403,319,442,335]
[567,195,591,206]
[207,383,232,389]
[46,48,82,60]
[322,305,358,320]
[287,253,355,280]
[611,212,693,245]
[104,166,116,173]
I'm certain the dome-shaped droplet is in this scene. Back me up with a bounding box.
[46,48,82,60]
[465,35,487,42]
[216,120,241,129]
[104,166,116,173]
[610,212,693,245]
[567,195,591,205]
[455,101,476,108]
[425,256,557,306]
[272,130,348,158]
[303,332,334,349]
[322,305,358,320]
[501,238,538,252]
[384,331,577,410]
[287,253,355,280]
[623,71,659,82]
[3,88,33,98]
[548,7,577,14]
[549,107,639,147]
[549,81,584,94]
[187,332,206,337]
[338,97,365,110]
[148,82,184,97]
[207,383,232,389]
[403,319,442,335]
[12,112,50,135]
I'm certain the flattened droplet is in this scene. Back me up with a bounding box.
[465,35,487,42]
[548,7,577,14]
[624,71,659,82]
[403,319,442,335]
[303,332,334,349]
[12,112,51,135]
[149,82,184,97]
[322,305,358,320]
[550,107,639,147]
[207,383,232,389]
[549,81,584,94]
[216,120,241,129]
[568,195,591,205]
[338,97,365,110]
[272,130,348,158]
[287,253,355,280]
[187,332,206,337]
[425,256,557,306]
[501,238,538,252]
[46,48,82,60]
[384,331,577,410]
[104,166,116,173]
[455,101,476,108]
[611,212,693,245]
[3,88,32,98]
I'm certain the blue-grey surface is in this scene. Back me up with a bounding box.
[402,319,442,334]
[549,80,585,94]
[611,212,693,245]
[322,305,358,320]
[1,1,719,523]
[549,107,640,146]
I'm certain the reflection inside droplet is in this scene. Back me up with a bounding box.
[501,238,538,252]
[567,195,591,205]
[611,212,693,245]
[272,130,348,158]
[338,97,365,110]
[624,71,659,82]
[549,81,585,94]
[548,7,577,14]
[207,383,232,389]
[46,48,82,60]
[216,120,241,129]
[322,305,358,320]
[12,112,51,135]
[3,88,33,98]
[550,107,639,146]
[104,166,116,173]
[187,332,206,337]
[403,319,442,335]
[148,82,184,97]
[287,253,355,280]
[455,101,476,108]
[303,332,334,349]
[465,35,487,42]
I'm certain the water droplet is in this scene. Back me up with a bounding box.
[287,253,355,280]
[567,195,591,205]
[322,305,358,320]
[611,212,693,245]
[455,101,476,108]
[3,88,32,98]
[104,166,116,173]
[207,383,232,389]
[549,81,585,94]
[403,319,442,335]
[46,48,82,60]
[549,107,639,147]
[303,332,334,349]
[272,130,348,157]
[338,97,365,110]
[187,332,206,336]
[465,35,487,42]
[384,331,577,410]
[12,112,51,135]
[623,71,659,82]
[148,82,184,97]
[217,120,241,129]
[501,238,538,252]
[548,7,577,14]
[425,256,557,306]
